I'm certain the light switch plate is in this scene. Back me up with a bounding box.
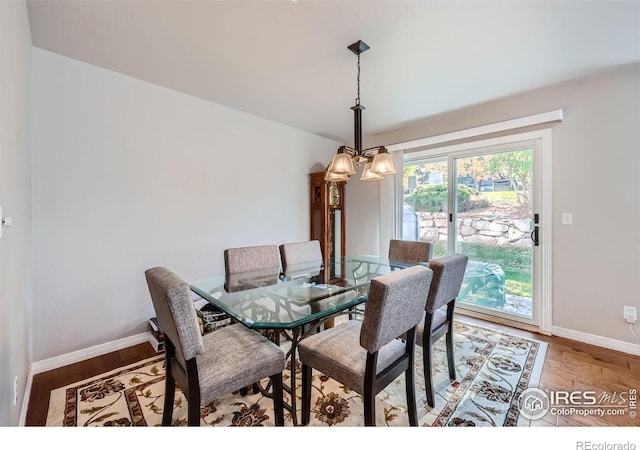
[562,212,573,225]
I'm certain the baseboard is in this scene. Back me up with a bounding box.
[456,310,640,356]
[19,367,34,426]
[31,332,152,375]
[551,326,640,356]
[22,332,154,425]
[455,310,551,336]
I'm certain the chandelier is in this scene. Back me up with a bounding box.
[325,40,397,182]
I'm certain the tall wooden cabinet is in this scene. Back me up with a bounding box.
[310,172,346,282]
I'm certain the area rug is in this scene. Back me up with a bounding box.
[46,320,547,427]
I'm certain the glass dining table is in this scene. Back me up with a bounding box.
[189,254,427,425]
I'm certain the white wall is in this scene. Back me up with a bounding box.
[31,48,340,361]
[0,1,32,426]
[345,167,381,256]
[357,64,640,347]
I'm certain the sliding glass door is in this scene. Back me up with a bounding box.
[402,140,541,326]
[453,148,534,321]
[402,156,449,258]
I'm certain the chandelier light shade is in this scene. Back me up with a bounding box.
[370,148,397,175]
[328,147,356,175]
[360,161,383,181]
[325,40,396,182]
[324,163,350,181]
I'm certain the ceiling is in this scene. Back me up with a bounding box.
[26,0,640,147]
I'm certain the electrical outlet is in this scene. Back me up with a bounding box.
[624,306,637,324]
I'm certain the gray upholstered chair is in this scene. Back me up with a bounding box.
[388,239,433,264]
[145,267,286,426]
[223,244,286,396]
[224,244,281,276]
[416,253,468,407]
[224,244,282,294]
[298,265,434,426]
[279,240,322,271]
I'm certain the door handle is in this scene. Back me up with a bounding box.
[530,226,539,247]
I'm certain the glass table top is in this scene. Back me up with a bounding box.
[189,255,427,329]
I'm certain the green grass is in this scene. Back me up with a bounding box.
[429,240,532,297]
[505,280,532,298]
[481,191,518,202]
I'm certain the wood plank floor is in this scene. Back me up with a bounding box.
[26,342,158,426]
[25,317,640,427]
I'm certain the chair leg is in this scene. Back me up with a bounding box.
[364,352,378,426]
[301,364,312,425]
[239,383,259,395]
[405,359,418,426]
[424,343,435,408]
[362,375,376,427]
[187,396,200,426]
[446,328,456,380]
[363,384,376,426]
[162,370,176,426]
[446,302,457,380]
[270,373,285,426]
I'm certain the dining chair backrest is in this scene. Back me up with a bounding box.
[225,265,281,292]
[145,267,204,366]
[426,253,469,314]
[224,244,281,275]
[360,265,433,353]
[279,240,323,269]
[388,239,433,263]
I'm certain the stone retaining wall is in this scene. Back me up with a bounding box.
[417,212,533,248]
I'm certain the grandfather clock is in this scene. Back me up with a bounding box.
[310,172,346,282]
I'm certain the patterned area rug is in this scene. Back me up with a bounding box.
[46,320,547,427]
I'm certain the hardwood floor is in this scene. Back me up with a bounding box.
[25,317,640,427]
[26,342,158,426]
[462,316,640,427]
